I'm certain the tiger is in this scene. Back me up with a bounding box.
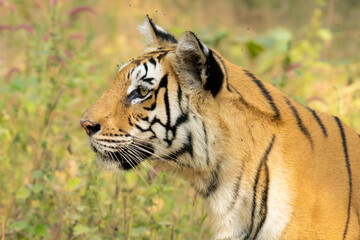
[80,16,360,239]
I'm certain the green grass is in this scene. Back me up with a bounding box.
[1,0,359,239]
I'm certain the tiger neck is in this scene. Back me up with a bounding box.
[188,134,290,240]
[177,106,291,239]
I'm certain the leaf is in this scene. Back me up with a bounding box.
[73,224,91,236]
[25,101,36,115]
[41,140,47,149]
[131,227,147,237]
[159,221,173,227]
[33,169,44,179]
[35,224,47,236]
[9,75,24,92]
[68,177,81,190]
[32,184,43,194]
[246,40,264,59]
[76,205,87,212]
[16,186,31,200]
[11,220,29,231]
[318,28,332,41]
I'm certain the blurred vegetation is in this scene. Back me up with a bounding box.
[0,0,359,239]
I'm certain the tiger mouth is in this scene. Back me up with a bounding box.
[91,142,154,171]
[97,151,140,170]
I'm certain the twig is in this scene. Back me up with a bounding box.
[2,215,5,240]
[123,195,128,240]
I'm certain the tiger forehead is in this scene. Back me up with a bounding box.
[135,47,176,62]
[124,47,175,80]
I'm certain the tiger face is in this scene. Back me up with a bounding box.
[81,16,222,173]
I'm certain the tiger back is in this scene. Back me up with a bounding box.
[81,16,360,239]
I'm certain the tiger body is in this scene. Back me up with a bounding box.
[81,16,360,239]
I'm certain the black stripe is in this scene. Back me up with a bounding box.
[204,50,224,97]
[144,63,148,75]
[306,107,328,137]
[144,101,156,111]
[136,69,141,79]
[141,93,153,102]
[134,123,156,140]
[156,74,168,91]
[138,115,149,121]
[164,132,193,160]
[246,135,275,240]
[161,110,188,146]
[193,34,206,54]
[285,98,313,149]
[157,52,168,61]
[150,117,166,128]
[140,63,148,80]
[145,50,169,55]
[334,116,352,240]
[229,83,251,108]
[244,70,281,119]
[212,51,231,92]
[100,139,128,143]
[203,164,220,198]
[252,162,269,239]
[162,75,172,146]
[134,123,148,132]
[177,84,184,113]
[149,57,156,67]
[227,169,243,211]
[173,112,188,128]
[141,78,155,84]
[202,120,210,165]
[128,116,134,126]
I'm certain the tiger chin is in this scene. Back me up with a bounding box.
[81,16,360,240]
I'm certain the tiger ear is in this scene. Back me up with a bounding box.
[138,15,177,47]
[175,31,224,96]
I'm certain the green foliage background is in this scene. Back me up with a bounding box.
[1,0,359,239]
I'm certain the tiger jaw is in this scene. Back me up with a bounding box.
[96,151,139,171]
[88,137,154,171]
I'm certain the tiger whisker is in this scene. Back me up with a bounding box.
[132,140,180,164]
[117,147,149,185]
[126,146,155,172]
[130,142,179,169]
[132,139,179,161]
[130,141,176,162]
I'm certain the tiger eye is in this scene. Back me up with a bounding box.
[139,88,149,97]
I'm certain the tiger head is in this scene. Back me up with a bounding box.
[81,16,229,176]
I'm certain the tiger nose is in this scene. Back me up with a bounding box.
[80,120,101,136]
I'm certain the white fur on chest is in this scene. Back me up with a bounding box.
[206,149,292,240]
